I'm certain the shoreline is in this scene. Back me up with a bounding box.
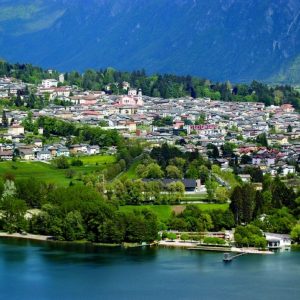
[158,240,274,254]
[0,233,281,254]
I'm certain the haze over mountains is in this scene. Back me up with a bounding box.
[0,0,300,83]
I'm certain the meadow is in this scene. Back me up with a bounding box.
[119,203,229,222]
[0,155,116,186]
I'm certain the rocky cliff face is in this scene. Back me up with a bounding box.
[0,0,300,83]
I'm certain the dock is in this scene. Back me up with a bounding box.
[223,252,247,262]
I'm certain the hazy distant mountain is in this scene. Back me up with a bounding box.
[0,0,300,83]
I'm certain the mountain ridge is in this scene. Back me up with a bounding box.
[0,0,300,83]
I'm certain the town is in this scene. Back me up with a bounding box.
[0,68,300,252]
[0,74,299,181]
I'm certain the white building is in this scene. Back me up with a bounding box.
[8,124,24,136]
[87,145,100,155]
[37,150,51,161]
[282,165,296,176]
[265,233,291,250]
[59,74,65,83]
[42,79,58,88]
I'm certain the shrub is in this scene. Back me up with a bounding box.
[203,236,226,245]
[167,232,177,240]
[71,159,83,167]
[180,233,189,241]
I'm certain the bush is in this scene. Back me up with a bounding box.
[52,156,69,169]
[65,169,76,178]
[180,233,189,241]
[161,231,168,240]
[167,232,177,240]
[71,159,83,167]
[203,236,226,245]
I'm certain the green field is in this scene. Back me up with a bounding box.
[119,205,172,222]
[0,155,116,186]
[118,158,141,180]
[182,193,208,201]
[119,203,229,222]
[70,155,116,165]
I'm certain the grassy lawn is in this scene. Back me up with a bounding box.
[0,155,116,186]
[119,205,172,222]
[0,161,71,185]
[70,155,116,165]
[119,158,141,180]
[119,203,229,222]
[194,203,229,211]
[183,193,208,201]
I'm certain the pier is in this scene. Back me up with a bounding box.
[223,252,247,262]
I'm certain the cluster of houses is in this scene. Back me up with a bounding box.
[0,77,26,98]
[0,140,101,161]
[0,76,299,176]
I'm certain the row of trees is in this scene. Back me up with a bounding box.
[108,179,185,205]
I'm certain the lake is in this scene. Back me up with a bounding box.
[0,238,299,300]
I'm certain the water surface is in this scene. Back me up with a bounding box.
[0,238,299,300]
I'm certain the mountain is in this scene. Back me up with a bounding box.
[0,0,300,83]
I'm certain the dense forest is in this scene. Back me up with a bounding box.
[1,61,300,109]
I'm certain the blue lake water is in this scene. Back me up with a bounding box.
[0,238,299,300]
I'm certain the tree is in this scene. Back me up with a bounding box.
[166,165,182,179]
[169,157,186,171]
[208,209,234,231]
[167,181,185,203]
[15,178,46,208]
[1,180,16,200]
[199,165,209,183]
[14,93,23,107]
[221,142,236,157]
[271,176,296,209]
[234,225,267,248]
[186,165,198,179]
[1,110,8,128]
[144,181,162,204]
[207,144,219,158]
[194,113,205,125]
[63,211,85,241]
[205,179,218,201]
[1,196,27,233]
[142,163,164,179]
[256,133,268,147]
[287,124,293,133]
[215,187,229,203]
[123,180,144,205]
[180,233,189,241]
[124,209,158,243]
[230,184,256,224]
[291,224,300,243]
[98,214,126,243]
